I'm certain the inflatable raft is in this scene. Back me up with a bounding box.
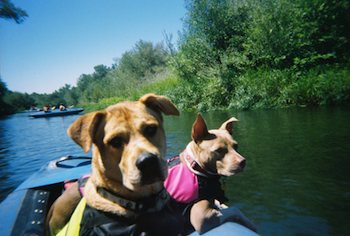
[29,108,84,118]
[0,156,258,236]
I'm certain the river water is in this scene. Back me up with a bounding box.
[0,107,349,235]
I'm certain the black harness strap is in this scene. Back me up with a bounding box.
[96,187,170,213]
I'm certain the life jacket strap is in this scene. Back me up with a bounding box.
[57,198,87,236]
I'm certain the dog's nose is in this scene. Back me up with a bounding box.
[136,152,162,184]
[136,152,159,172]
[239,159,246,169]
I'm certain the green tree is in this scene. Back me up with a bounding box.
[0,77,7,97]
[244,0,350,68]
[244,0,307,67]
[3,91,34,111]
[76,74,95,103]
[177,0,350,72]
[183,0,250,53]
[175,0,251,75]
[63,86,79,106]
[0,0,28,23]
[297,0,350,64]
[116,40,169,81]
[0,78,14,115]
[75,65,112,103]
[93,64,110,78]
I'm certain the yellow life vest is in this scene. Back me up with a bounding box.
[56,198,86,236]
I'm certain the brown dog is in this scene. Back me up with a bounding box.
[46,94,181,235]
[164,114,257,234]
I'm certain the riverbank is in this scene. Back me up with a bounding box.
[79,65,350,112]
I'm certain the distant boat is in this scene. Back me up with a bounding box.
[29,108,84,118]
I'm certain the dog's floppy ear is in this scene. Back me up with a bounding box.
[192,114,209,143]
[139,93,180,116]
[67,111,106,152]
[219,117,238,135]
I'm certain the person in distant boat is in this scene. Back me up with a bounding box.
[43,104,50,112]
[59,104,66,111]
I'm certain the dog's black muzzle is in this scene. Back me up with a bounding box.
[136,152,164,185]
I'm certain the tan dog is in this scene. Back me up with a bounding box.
[164,114,257,234]
[47,94,180,235]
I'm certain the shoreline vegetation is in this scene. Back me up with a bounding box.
[1,0,349,115]
[79,65,350,113]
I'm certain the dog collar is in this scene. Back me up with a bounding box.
[182,148,219,178]
[96,187,170,213]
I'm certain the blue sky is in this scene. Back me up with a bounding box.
[0,0,186,94]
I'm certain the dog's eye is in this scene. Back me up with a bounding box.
[109,137,124,149]
[144,125,158,137]
[233,143,238,151]
[215,148,227,156]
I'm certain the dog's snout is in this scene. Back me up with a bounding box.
[136,152,159,171]
[136,152,163,185]
[239,159,246,169]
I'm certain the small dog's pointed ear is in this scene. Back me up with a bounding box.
[139,93,180,116]
[192,114,209,143]
[67,111,106,153]
[219,117,238,134]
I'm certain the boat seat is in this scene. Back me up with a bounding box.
[10,189,50,236]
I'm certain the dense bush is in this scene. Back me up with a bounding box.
[177,0,349,72]
[167,65,350,111]
[168,0,350,110]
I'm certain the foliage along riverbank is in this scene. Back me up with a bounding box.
[1,0,350,115]
[79,64,350,112]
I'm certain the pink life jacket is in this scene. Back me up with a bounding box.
[164,157,199,203]
[164,150,226,206]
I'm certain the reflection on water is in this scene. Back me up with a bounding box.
[1,106,350,235]
[0,113,87,200]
